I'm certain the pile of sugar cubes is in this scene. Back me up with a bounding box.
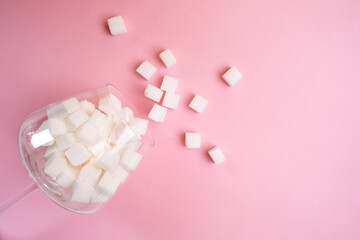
[33,94,149,203]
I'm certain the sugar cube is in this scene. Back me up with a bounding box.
[128,117,148,135]
[148,103,167,122]
[56,165,79,188]
[97,117,113,141]
[185,132,201,149]
[88,140,108,157]
[91,191,109,203]
[107,16,127,35]
[46,118,67,137]
[55,133,76,151]
[121,148,142,171]
[44,145,62,159]
[113,165,129,183]
[88,110,107,129]
[71,180,95,203]
[44,153,67,178]
[136,61,156,80]
[144,84,164,102]
[76,122,98,145]
[160,75,179,93]
[112,107,133,123]
[222,66,242,86]
[66,108,89,129]
[96,148,121,172]
[79,163,103,186]
[65,142,92,166]
[162,92,180,109]
[31,129,54,148]
[126,140,142,151]
[96,172,122,197]
[208,146,226,164]
[109,126,135,146]
[80,100,95,115]
[189,94,209,113]
[47,98,81,119]
[99,94,121,116]
[159,49,176,68]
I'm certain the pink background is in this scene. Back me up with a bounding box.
[1,0,360,239]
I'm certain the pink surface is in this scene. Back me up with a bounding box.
[1,0,360,239]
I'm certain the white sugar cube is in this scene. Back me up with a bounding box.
[46,118,67,138]
[112,107,133,123]
[96,148,121,172]
[55,133,75,151]
[44,153,67,178]
[65,142,92,166]
[159,49,176,68]
[128,117,148,135]
[136,61,156,80]
[109,126,135,146]
[71,180,95,203]
[113,165,129,183]
[148,103,167,122]
[208,146,226,164]
[89,110,107,128]
[97,117,113,141]
[80,100,95,115]
[66,108,89,129]
[185,132,201,149]
[76,122,98,145]
[107,16,127,35]
[44,145,62,159]
[189,94,209,113]
[222,66,242,86]
[31,129,54,148]
[91,191,109,203]
[56,165,79,188]
[79,163,103,186]
[96,172,122,197]
[121,148,142,171]
[144,84,164,102]
[47,98,81,119]
[88,140,108,157]
[99,94,122,116]
[126,140,142,151]
[160,75,179,93]
[162,92,180,109]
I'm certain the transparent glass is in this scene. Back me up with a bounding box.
[3,84,154,214]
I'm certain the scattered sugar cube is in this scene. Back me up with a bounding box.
[148,103,167,122]
[185,132,201,149]
[189,94,209,113]
[160,75,179,93]
[44,153,67,178]
[96,148,121,172]
[88,110,107,128]
[96,172,122,197]
[222,66,242,86]
[56,165,79,188]
[66,108,89,129]
[71,179,95,203]
[88,140,108,157]
[76,122,98,145]
[144,84,164,102]
[55,133,76,151]
[159,49,176,68]
[79,163,103,186]
[136,61,156,80]
[99,94,121,116]
[162,92,180,110]
[80,100,95,115]
[121,148,142,171]
[112,107,133,123]
[208,146,226,164]
[31,129,54,148]
[91,191,109,203]
[46,118,67,137]
[128,117,148,135]
[107,16,127,35]
[65,142,92,166]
